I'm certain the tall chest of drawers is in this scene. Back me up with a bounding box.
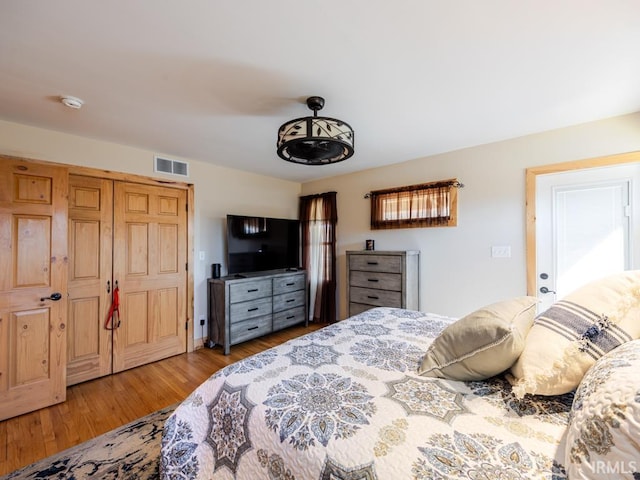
[208,269,307,354]
[346,250,419,316]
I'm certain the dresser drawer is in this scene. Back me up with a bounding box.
[230,315,272,344]
[350,286,402,307]
[230,297,272,322]
[229,278,272,303]
[350,270,402,291]
[273,290,305,313]
[273,306,306,330]
[210,270,308,355]
[349,254,402,273]
[273,274,305,294]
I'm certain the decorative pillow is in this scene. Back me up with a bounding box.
[565,339,640,479]
[418,296,539,381]
[509,270,640,398]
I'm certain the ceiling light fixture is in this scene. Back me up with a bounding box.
[60,95,84,109]
[277,96,354,165]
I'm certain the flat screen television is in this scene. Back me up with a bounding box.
[226,214,300,275]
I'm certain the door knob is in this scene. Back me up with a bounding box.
[40,292,62,301]
[539,286,556,294]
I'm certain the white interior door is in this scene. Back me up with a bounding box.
[536,164,639,311]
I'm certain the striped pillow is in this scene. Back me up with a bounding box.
[508,270,640,398]
[535,301,632,360]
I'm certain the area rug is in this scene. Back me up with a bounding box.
[1,404,176,480]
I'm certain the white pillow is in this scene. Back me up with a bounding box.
[418,296,538,381]
[565,339,640,479]
[509,270,640,397]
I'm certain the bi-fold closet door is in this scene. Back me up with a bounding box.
[67,175,187,386]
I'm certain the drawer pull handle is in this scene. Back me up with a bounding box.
[247,326,259,331]
[286,315,295,320]
[367,279,379,282]
[367,295,379,299]
[286,299,295,303]
[248,307,259,312]
[367,261,379,265]
[286,282,295,286]
[247,288,259,292]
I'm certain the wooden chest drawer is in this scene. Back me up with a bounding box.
[229,278,272,303]
[349,254,402,273]
[349,270,402,291]
[346,250,419,318]
[273,273,305,294]
[273,289,305,313]
[230,315,272,344]
[208,269,308,355]
[350,286,402,307]
[230,297,272,322]
[273,306,306,330]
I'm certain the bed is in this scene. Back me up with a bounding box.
[160,307,574,479]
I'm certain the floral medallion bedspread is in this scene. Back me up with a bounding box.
[160,308,572,479]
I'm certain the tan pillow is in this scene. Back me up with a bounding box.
[509,270,640,398]
[418,296,539,381]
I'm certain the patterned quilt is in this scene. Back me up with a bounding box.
[160,308,572,479]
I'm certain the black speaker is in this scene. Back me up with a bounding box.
[212,263,221,279]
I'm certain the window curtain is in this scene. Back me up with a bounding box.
[299,192,338,324]
[370,179,460,229]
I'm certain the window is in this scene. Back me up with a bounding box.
[299,192,338,323]
[369,179,461,229]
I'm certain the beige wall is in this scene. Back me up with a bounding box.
[301,112,640,318]
[0,119,301,340]
[3,112,640,329]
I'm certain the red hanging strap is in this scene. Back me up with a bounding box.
[105,284,121,330]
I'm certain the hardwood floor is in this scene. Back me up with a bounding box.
[0,323,323,476]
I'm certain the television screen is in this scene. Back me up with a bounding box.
[226,215,300,275]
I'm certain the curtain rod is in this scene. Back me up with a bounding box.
[363,180,464,199]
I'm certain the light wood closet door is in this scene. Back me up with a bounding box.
[112,182,187,373]
[0,159,68,420]
[67,175,113,386]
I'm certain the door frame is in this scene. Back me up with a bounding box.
[0,155,196,352]
[525,150,640,296]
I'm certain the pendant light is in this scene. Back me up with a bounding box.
[277,96,354,165]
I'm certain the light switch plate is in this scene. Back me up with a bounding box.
[491,246,511,258]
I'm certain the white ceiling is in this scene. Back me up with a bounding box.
[1,1,640,183]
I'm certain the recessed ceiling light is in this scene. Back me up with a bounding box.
[60,95,84,109]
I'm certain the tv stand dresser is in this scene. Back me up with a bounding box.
[207,269,307,354]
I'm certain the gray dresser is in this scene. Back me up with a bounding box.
[346,250,420,316]
[208,269,307,354]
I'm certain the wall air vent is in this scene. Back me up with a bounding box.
[154,156,189,177]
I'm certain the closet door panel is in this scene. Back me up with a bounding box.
[158,287,179,338]
[123,290,149,345]
[66,175,113,386]
[112,182,187,373]
[68,297,100,359]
